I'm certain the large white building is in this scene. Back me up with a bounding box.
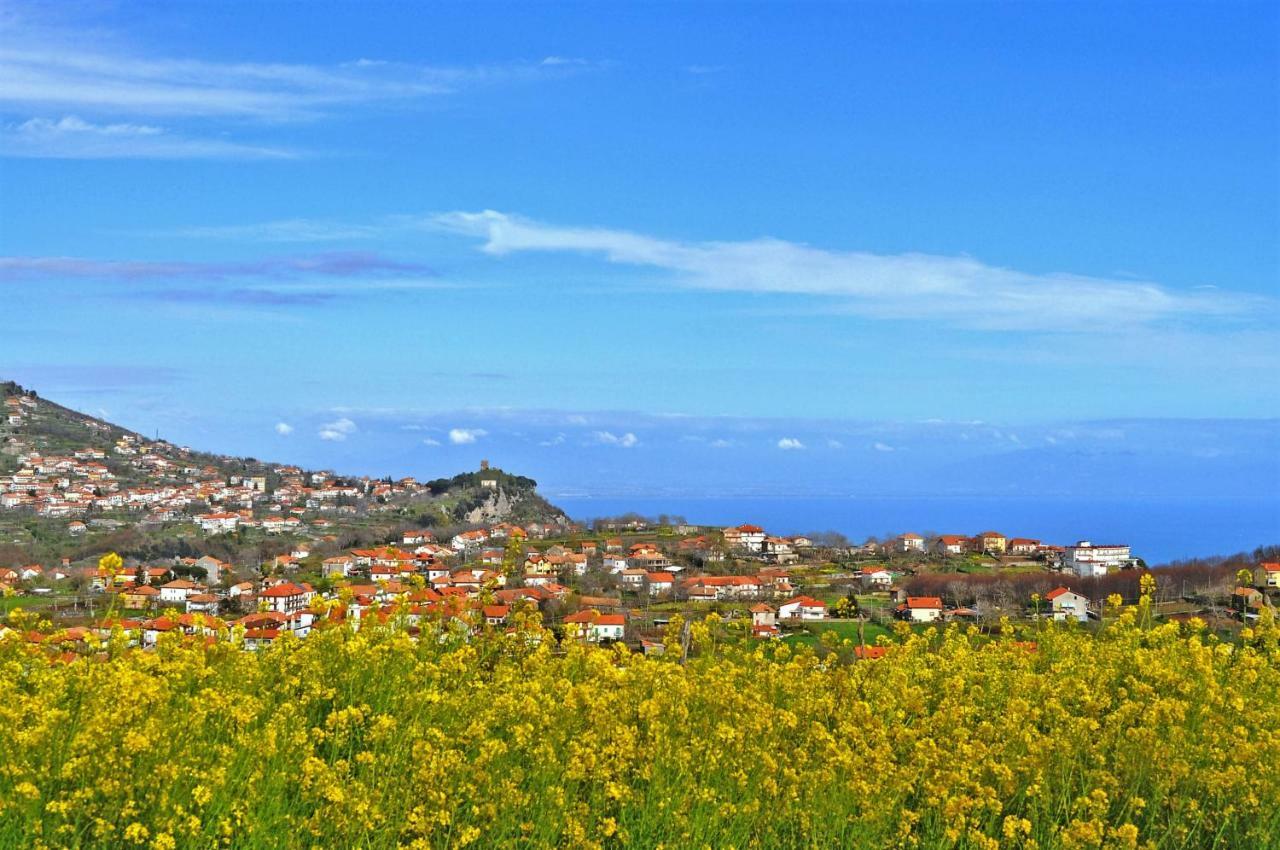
[1065,541,1135,577]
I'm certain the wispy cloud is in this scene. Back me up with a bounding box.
[0,16,591,159]
[0,252,427,282]
[1,115,296,159]
[274,422,294,436]
[431,210,1266,331]
[448,427,486,445]
[0,36,552,121]
[318,417,357,441]
[777,437,805,450]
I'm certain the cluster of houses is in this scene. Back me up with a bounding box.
[1,517,846,651]
[2,398,572,539]
[1,431,411,526]
[1235,563,1280,622]
[889,531,1138,577]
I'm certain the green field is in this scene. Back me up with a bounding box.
[785,619,894,646]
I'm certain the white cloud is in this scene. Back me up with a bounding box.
[1,115,295,159]
[777,437,805,450]
[448,427,486,444]
[432,210,1264,332]
[0,19,589,160]
[826,438,844,449]
[710,438,734,448]
[0,36,516,120]
[422,437,442,446]
[274,422,293,436]
[592,431,639,448]
[873,442,895,452]
[539,433,566,446]
[318,417,357,441]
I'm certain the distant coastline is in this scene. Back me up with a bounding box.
[553,493,1280,566]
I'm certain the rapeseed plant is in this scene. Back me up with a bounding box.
[0,606,1276,849]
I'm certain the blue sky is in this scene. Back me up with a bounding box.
[1,0,1277,504]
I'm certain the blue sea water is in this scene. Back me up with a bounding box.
[551,495,1280,565]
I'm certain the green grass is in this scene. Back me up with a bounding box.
[785,620,894,646]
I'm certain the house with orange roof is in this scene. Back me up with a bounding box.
[750,603,780,638]
[185,593,221,615]
[563,609,626,643]
[971,531,1007,555]
[723,524,766,553]
[1255,563,1280,589]
[778,595,826,621]
[259,582,314,613]
[1044,586,1089,622]
[159,579,205,604]
[645,572,675,596]
[122,584,160,610]
[481,604,510,626]
[899,596,944,622]
[860,566,895,589]
[1008,538,1041,556]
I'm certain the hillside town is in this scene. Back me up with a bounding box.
[3,385,1276,654]
[4,509,1277,653]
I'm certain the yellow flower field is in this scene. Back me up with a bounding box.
[1,607,1277,850]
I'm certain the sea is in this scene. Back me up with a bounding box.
[551,494,1280,566]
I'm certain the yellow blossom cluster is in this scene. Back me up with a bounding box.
[0,608,1276,849]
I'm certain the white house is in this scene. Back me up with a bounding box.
[900,596,943,622]
[563,609,626,642]
[159,579,204,604]
[197,512,240,534]
[645,572,675,596]
[322,556,355,578]
[259,582,315,613]
[750,603,780,638]
[860,567,894,589]
[778,595,827,621]
[1045,587,1089,622]
[1065,541,1135,577]
[896,533,926,553]
[451,529,488,552]
[723,524,766,553]
[185,593,221,615]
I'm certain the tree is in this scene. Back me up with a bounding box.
[501,535,524,578]
[832,595,859,619]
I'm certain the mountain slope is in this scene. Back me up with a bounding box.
[0,380,569,561]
